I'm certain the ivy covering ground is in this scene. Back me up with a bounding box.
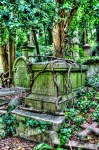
[0,74,99,150]
[35,74,99,149]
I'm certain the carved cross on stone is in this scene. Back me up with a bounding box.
[78,122,99,139]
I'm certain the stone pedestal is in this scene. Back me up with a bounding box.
[22,46,35,63]
[83,44,90,56]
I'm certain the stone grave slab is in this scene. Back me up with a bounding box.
[11,109,65,142]
[0,87,28,97]
[62,140,99,150]
[49,132,99,150]
[78,122,99,139]
[11,109,65,132]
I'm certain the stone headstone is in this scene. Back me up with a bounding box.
[83,44,90,56]
[13,56,31,88]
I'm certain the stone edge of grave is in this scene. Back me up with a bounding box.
[11,109,65,132]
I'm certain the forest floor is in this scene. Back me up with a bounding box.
[0,137,37,150]
[0,86,38,150]
[0,85,99,150]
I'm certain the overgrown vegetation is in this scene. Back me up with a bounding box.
[34,83,98,150]
[86,74,99,90]
[0,106,18,138]
[21,117,52,133]
[57,74,99,147]
[0,75,99,149]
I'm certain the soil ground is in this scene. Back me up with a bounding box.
[0,137,37,150]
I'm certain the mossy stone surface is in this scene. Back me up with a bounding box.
[13,56,31,88]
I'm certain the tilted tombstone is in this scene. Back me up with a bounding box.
[13,56,31,88]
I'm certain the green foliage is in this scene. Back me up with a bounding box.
[76,88,97,112]
[1,114,16,137]
[83,56,99,64]
[0,106,18,138]
[85,74,99,90]
[65,108,85,126]
[93,105,99,122]
[58,83,98,147]
[21,117,52,133]
[58,128,72,147]
[34,142,53,150]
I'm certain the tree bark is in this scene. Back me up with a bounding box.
[32,28,42,62]
[53,1,78,58]
[8,35,15,77]
[0,46,9,73]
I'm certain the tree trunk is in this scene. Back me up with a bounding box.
[0,46,9,73]
[96,25,99,55]
[53,1,78,58]
[8,35,15,77]
[32,28,42,62]
[47,27,52,45]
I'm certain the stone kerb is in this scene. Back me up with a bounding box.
[13,56,31,88]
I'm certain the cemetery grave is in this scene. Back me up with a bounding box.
[0,0,99,149]
[0,56,99,149]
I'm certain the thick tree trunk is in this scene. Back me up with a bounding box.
[0,46,9,73]
[8,35,15,77]
[53,25,65,57]
[53,2,78,58]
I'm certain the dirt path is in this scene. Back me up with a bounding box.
[0,137,37,150]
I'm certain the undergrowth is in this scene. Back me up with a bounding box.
[0,74,99,150]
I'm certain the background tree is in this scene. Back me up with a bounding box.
[0,0,99,80]
[53,0,99,57]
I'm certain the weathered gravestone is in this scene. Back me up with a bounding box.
[25,61,88,114]
[11,59,88,144]
[13,56,31,88]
